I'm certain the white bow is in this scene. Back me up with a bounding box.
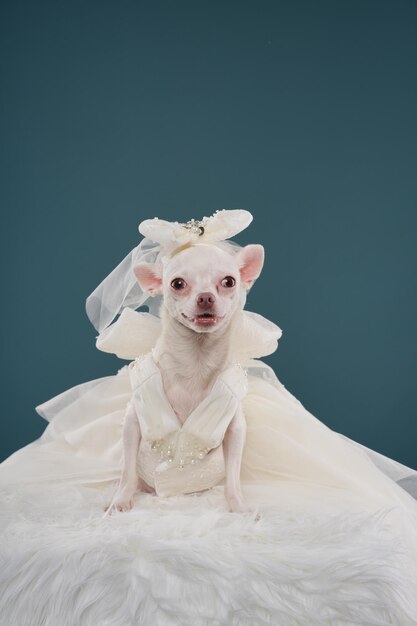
[138,209,253,251]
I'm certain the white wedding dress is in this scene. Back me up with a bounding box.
[1,307,417,626]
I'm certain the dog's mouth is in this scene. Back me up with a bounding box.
[181,312,224,327]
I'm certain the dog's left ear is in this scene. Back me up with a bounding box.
[236,244,265,288]
[133,262,163,296]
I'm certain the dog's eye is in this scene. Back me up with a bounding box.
[221,276,236,288]
[170,278,186,290]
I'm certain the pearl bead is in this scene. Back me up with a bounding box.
[149,433,211,468]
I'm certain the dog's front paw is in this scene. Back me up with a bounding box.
[104,488,136,514]
[227,497,249,513]
[104,497,133,514]
[226,493,250,513]
[225,491,261,521]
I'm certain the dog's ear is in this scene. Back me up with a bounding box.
[133,262,163,296]
[236,244,264,288]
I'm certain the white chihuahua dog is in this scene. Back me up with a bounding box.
[105,241,264,514]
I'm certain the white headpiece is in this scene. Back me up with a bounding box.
[85,209,253,334]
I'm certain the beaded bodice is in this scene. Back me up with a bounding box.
[127,351,248,496]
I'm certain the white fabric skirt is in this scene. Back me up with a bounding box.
[1,365,417,624]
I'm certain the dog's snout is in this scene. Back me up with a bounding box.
[196,292,216,310]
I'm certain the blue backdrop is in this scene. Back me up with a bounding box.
[1,0,416,469]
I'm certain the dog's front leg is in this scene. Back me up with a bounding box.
[104,399,141,513]
[223,404,250,513]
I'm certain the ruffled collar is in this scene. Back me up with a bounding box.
[96,307,282,365]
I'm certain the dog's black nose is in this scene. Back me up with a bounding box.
[196,292,216,310]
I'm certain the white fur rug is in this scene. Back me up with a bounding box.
[1,481,417,626]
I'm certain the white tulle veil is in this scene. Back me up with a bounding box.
[85,237,164,333]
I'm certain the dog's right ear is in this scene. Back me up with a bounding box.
[133,262,163,296]
[236,244,265,289]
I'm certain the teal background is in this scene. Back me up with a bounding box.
[1,1,416,469]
